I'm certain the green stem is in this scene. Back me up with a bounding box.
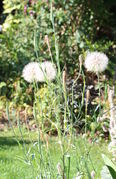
[97,73,101,115]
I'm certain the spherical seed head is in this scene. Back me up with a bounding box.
[22,61,57,83]
[41,61,57,82]
[84,51,109,73]
[22,62,42,83]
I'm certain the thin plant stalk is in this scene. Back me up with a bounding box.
[97,73,102,116]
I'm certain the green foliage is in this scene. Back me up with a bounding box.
[35,84,60,132]
[1,0,114,75]
[1,0,114,76]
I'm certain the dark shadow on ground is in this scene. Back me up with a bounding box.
[0,136,32,147]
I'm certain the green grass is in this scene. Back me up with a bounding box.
[0,128,110,179]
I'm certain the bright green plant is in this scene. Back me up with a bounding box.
[35,84,61,133]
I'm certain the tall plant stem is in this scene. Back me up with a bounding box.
[97,73,101,115]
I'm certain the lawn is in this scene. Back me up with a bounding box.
[0,128,110,179]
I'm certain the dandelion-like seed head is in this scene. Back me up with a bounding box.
[84,51,109,73]
[22,62,42,83]
[22,61,56,83]
[41,61,57,82]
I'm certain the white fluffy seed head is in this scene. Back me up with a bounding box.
[22,62,42,83]
[41,61,57,82]
[84,51,109,73]
[22,61,56,83]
